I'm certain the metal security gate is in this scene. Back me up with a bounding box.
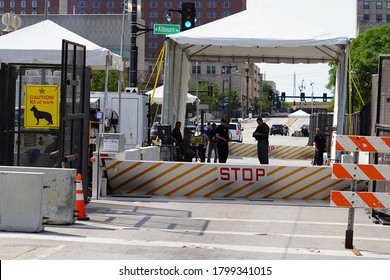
[60,40,90,199]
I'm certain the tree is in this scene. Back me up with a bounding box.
[90,70,128,92]
[326,25,390,111]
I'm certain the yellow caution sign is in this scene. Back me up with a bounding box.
[24,84,60,128]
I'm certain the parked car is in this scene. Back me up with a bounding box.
[229,122,243,142]
[270,124,287,136]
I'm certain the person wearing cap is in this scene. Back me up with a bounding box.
[215,118,230,163]
[252,117,270,164]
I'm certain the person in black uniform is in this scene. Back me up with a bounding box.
[313,127,326,166]
[171,121,183,145]
[215,118,230,163]
[252,117,270,164]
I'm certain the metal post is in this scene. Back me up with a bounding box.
[246,68,249,118]
[129,0,138,87]
[44,0,49,20]
[196,61,199,125]
[310,81,314,115]
[345,180,357,249]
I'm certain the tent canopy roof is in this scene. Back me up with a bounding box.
[288,109,310,118]
[167,5,349,63]
[0,20,123,70]
[145,86,198,104]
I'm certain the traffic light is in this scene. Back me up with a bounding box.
[181,2,196,31]
[300,92,305,101]
[323,93,327,102]
[268,90,273,101]
[281,92,286,101]
[207,85,213,96]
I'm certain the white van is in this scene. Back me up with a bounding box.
[229,122,243,142]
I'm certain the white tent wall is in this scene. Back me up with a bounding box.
[162,41,191,129]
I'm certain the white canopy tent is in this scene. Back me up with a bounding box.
[0,20,123,70]
[0,20,124,122]
[146,86,198,104]
[163,5,349,160]
[288,109,310,118]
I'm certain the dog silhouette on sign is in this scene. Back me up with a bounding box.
[30,105,53,125]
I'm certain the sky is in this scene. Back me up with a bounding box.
[247,0,357,100]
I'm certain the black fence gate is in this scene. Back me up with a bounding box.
[0,40,90,200]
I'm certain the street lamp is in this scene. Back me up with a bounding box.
[310,81,315,115]
[222,64,238,120]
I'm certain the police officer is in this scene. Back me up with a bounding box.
[215,118,230,163]
[252,117,270,164]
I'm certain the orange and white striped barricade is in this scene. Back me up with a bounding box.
[331,135,390,249]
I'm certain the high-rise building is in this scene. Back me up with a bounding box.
[357,0,390,33]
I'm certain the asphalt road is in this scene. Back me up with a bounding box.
[1,198,390,260]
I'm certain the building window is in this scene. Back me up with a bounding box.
[376,14,383,22]
[106,1,115,8]
[207,66,216,74]
[207,11,217,18]
[192,65,201,74]
[222,1,231,8]
[149,11,158,18]
[387,1,390,9]
[92,1,101,8]
[363,1,370,9]
[208,1,217,8]
[21,10,26,14]
[222,11,230,17]
[32,1,37,8]
[164,1,172,8]
[0,1,4,8]
[79,1,86,7]
[363,13,370,20]
[377,1,383,9]
[195,1,202,8]
[387,14,390,21]
[148,41,158,48]
[21,1,26,8]
[10,1,15,8]
[150,1,158,8]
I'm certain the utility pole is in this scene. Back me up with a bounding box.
[129,0,138,87]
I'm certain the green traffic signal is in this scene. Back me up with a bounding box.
[323,93,327,102]
[300,92,305,101]
[181,3,196,31]
[281,92,286,101]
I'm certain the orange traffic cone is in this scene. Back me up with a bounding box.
[75,173,89,221]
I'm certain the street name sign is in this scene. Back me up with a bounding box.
[153,24,180,35]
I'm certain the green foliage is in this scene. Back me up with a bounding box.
[90,70,128,92]
[327,25,390,111]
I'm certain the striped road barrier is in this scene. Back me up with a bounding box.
[105,160,367,200]
[229,142,313,160]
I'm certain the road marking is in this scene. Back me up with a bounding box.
[1,232,389,259]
